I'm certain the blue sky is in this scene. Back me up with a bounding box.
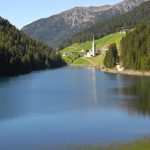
[1,0,121,29]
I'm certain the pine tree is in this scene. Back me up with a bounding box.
[104,43,118,68]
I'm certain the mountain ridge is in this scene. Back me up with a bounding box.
[22,0,149,48]
[71,0,150,44]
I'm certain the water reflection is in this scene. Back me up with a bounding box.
[88,68,98,106]
[0,68,150,121]
[118,76,150,116]
[0,68,150,150]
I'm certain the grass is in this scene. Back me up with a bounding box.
[73,58,91,65]
[88,52,106,65]
[67,138,150,150]
[64,53,80,64]
[61,43,84,53]
[60,32,125,64]
[118,138,150,150]
[96,32,124,55]
[79,32,125,52]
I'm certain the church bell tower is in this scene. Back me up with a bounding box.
[92,34,96,57]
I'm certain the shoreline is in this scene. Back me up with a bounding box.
[101,68,150,77]
[67,137,150,150]
[69,64,150,77]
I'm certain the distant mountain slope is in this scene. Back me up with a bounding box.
[0,17,64,76]
[22,0,148,48]
[71,1,150,44]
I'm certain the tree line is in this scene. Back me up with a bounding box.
[0,17,65,76]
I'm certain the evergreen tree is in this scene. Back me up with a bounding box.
[104,43,118,68]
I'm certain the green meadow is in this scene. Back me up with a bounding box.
[68,138,150,150]
[73,58,91,65]
[60,32,125,65]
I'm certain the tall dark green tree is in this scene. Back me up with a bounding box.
[104,43,118,68]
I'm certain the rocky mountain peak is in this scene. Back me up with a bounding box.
[114,0,149,12]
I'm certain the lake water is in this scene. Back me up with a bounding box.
[0,67,150,150]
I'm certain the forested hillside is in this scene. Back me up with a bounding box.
[121,22,150,70]
[0,17,65,76]
[69,1,150,45]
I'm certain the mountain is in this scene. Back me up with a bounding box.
[71,0,150,44]
[0,17,64,76]
[22,0,148,48]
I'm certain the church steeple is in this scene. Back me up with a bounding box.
[92,34,96,57]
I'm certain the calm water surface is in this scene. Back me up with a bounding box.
[0,67,150,150]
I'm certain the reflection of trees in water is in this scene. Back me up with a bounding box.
[120,76,150,116]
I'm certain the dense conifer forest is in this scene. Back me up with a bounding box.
[0,17,65,76]
[121,22,150,70]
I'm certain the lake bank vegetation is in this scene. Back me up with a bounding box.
[67,138,150,150]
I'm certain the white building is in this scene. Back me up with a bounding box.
[100,45,109,53]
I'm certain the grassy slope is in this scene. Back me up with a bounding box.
[61,43,83,53]
[73,58,91,65]
[89,52,106,65]
[60,32,125,65]
[80,32,124,51]
[96,32,124,55]
[69,138,150,150]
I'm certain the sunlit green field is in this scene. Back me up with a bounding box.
[60,32,125,65]
[88,52,106,65]
[61,43,84,53]
[68,138,150,150]
[73,58,91,65]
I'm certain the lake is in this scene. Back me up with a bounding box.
[0,67,150,150]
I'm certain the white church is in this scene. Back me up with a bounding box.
[84,35,96,58]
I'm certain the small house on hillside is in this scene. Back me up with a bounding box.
[120,29,129,34]
[100,45,109,53]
